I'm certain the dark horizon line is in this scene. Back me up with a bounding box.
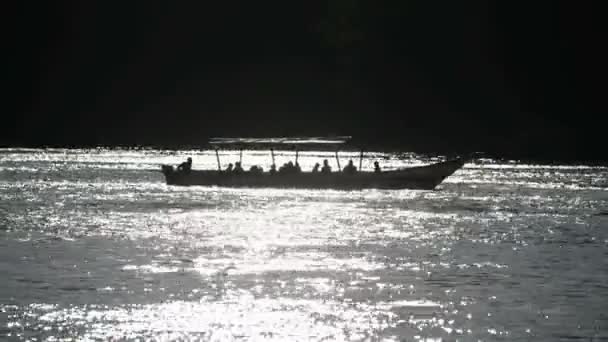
[2,142,607,166]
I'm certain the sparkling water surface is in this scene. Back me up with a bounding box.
[1,148,607,341]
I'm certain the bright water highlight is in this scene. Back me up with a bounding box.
[1,148,607,340]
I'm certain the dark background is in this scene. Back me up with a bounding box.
[6,1,606,162]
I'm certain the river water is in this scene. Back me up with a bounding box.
[1,148,607,341]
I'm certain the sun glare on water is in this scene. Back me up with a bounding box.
[1,148,607,340]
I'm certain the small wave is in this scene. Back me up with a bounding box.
[122,264,181,274]
[467,164,608,170]
[376,299,442,317]
[460,179,607,191]
[31,236,76,244]
[58,286,97,292]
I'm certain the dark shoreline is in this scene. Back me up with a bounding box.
[1,143,606,167]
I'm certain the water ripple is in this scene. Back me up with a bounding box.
[1,148,607,340]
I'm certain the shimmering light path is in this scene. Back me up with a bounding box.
[1,148,607,340]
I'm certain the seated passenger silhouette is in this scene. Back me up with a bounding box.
[312,163,320,173]
[279,161,295,174]
[177,157,192,173]
[249,165,263,174]
[343,160,357,174]
[374,161,381,173]
[321,159,331,174]
[225,163,233,173]
[269,164,277,175]
[233,161,244,174]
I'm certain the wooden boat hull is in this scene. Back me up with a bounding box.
[161,158,465,190]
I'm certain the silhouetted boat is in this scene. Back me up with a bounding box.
[160,137,466,190]
[162,159,465,190]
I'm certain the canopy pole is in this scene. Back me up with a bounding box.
[239,149,243,164]
[359,150,363,171]
[215,149,221,171]
[335,150,341,170]
[295,149,299,164]
[270,148,275,166]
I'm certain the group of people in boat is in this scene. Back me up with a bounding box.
[176,157,382,174]
[224,162,245,174]
[310,159,354,174]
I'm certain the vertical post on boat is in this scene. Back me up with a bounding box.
[215,149,221,171]
[359,149,363,171]
[239,148,243,164]
[335,150,341,170]
[270,148,275,166]
[295,149,299,164]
